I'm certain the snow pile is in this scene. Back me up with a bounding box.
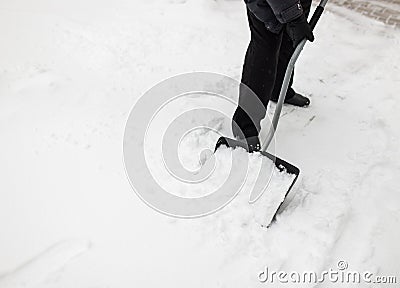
[0,0,399,287]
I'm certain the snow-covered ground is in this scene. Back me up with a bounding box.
[0,0,399,287]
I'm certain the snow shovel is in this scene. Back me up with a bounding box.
[215,0,329,225]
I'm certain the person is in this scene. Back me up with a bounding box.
[232,0,314,152]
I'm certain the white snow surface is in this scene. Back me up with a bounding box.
[1,0,400,287]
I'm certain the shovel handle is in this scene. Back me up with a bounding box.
[309,0,328,30]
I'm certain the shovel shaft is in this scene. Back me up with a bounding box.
[261,0,328,152]
[310,0,328,30]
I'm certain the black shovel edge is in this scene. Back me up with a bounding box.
[215,136,300,226]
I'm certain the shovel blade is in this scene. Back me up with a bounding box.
[215,136,300,226]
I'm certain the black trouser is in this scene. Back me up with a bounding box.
[232,4,310,139]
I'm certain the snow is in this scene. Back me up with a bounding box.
[1,0,400,287]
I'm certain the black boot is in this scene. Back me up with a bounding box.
[242,136,261,153]
[271,92,310,107]
[233,136,260,153]
[215,135,261,154]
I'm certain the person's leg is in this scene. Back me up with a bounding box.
[270,0,312,103]
[232,9,282,139]
[270,32,296,101]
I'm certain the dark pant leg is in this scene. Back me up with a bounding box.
[270,30,296,101]
[270,0,312,101]
[232,9,282,139]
